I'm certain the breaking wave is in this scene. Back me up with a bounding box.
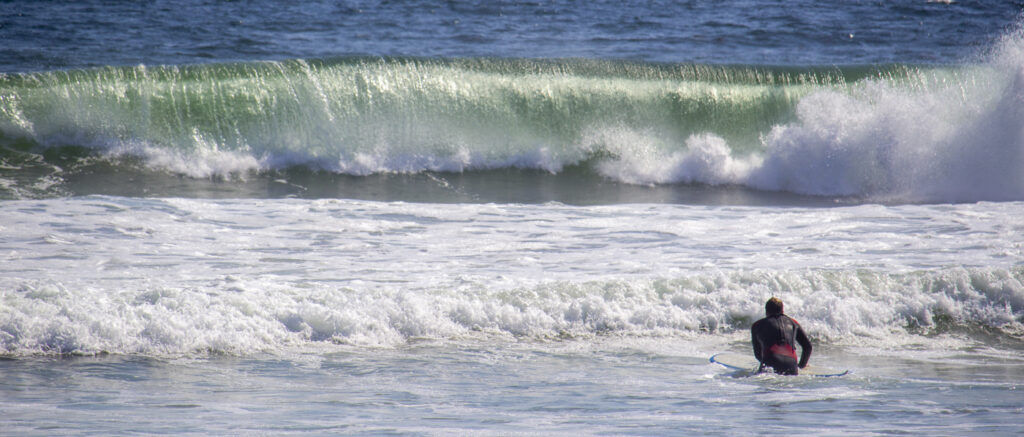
[2,32,1023,202]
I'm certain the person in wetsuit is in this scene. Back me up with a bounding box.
[751,297,811,375]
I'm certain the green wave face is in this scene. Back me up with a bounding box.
[6,57,994,202]
[0,58,872,168]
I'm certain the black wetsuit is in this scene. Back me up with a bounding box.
[751,313,812,375]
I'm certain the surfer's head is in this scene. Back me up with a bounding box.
[765,297,784,315]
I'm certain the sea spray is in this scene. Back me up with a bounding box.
[746,63,1024,202]
[592,44,1024,202]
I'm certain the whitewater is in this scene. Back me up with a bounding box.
[3,196,1023,355]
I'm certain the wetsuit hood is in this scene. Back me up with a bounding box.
[765,297,784,316]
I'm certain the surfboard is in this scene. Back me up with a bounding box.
[710,353,849,377]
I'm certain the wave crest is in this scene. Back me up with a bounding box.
[2,49,1023,202]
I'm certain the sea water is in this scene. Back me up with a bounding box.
[2,1,1023,435]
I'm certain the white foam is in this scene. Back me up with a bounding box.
[593,60,1024,202]
[113,132,263,179]
[1,198,1021,356]
[2,266,1020,356]
[594,129,758,185]
[747,63,1024,202]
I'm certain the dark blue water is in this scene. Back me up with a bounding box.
[3,0,1021,73]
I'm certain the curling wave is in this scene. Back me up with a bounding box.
[1,38,1023,202]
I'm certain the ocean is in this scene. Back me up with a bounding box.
[1,0,1023,435]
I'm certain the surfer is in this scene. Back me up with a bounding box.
[751,297,811,375]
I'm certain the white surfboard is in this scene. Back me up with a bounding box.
[710,353,849,377]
